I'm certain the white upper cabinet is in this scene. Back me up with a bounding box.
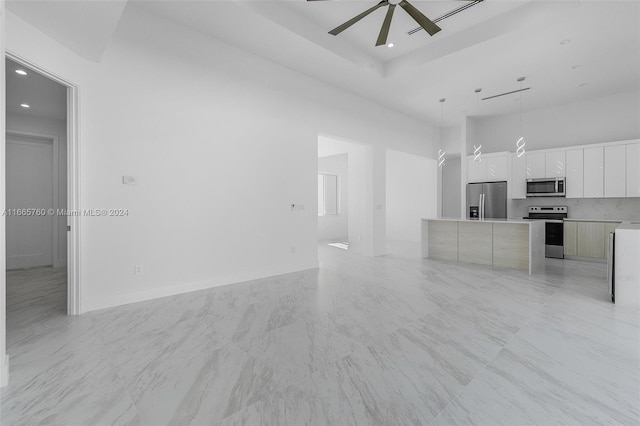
[485,154,508,181]
[511,153,527,199]
[625,142,640,197]
[467,153,508,183]
[583,146,604,198]
[565,149,584,198]
[545,151,566,178]
[604,145,626,198]
[525,152,545,179]
[467,156,487,183]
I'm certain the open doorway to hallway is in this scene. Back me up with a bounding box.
[5,57,68,331]
[317,135,370,254]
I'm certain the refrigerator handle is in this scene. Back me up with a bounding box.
[480,194,485,220]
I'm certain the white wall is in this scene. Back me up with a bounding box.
[6,113,67,267]
[4,6,437,313]
[470,90,640,154]
[317,154,348,241]
[386,149,437,242]
[442,157,461,218]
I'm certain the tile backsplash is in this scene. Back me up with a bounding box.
[511,197,640,220]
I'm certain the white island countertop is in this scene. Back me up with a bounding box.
[614,221,640,308]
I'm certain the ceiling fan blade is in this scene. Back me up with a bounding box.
[376,4,396,46]
[329,1,387,36]
[399,0,441,36]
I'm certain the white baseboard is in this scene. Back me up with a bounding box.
[82,261,319,313]
[0,355,9,388]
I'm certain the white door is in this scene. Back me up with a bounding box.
[6,136,54,269]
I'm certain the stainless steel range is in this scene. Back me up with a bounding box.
[523,206,568,259]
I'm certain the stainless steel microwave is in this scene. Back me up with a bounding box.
[526,177,566,197]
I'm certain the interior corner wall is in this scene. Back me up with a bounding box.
[6,113,67,267]
[5,6,437,313]
[317,154,348,242]
[472,90,640,153]
[385,149,437,242]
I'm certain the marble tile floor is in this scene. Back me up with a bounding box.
[1,246,639,425]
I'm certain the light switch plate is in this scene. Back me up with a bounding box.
[123,176,137,185]
[291,204,305,212]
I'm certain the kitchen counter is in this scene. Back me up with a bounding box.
[614,221,640,307]
[564,218,628,223]
[422,218,545,274]
[435,218,542,223]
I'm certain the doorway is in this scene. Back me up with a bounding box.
[5,57,70,331]
[4,53,81,334]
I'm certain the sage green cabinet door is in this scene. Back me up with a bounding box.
[458,222,492,265]
[577,222,605,258]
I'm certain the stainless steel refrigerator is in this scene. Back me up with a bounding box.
[466,181,507,219]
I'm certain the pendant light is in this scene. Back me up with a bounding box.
[438,98,446,167]
[473,88,482,163]
[516,76,526,157]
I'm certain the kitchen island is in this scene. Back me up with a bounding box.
[421,218,545,274]
[614,221,640,307]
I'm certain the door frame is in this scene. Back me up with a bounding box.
[5,51,82,316]
[5,131,60,269]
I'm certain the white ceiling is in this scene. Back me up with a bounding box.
[5,58,67,121]
[133,0,640,127]
[6,0,128,62]
[6,0,640,127]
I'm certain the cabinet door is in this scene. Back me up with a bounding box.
[545,151,566,178]
[467,156,487,183]
[577,222,605,258]
[627,143,640,197]
[604,145,626,198]
[526,152,545,179]
[458,222,492,265]
[583,146,604,198]
[511,153,527,199]
[564,221,577,256]
[486,154,508,181]
[565,149,584,198]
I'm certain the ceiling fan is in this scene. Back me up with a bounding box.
[309,0,480,46]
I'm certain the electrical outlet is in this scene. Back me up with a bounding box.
[134,264,144,275]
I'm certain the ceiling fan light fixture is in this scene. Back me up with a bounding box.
[387,42,394,48]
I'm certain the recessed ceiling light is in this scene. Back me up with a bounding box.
[439,98,446,103]
[579,83,589,87]
[474,88,482,93]
[572,64,581,69]
[15,69,28,76]
[560,39,571,45]
[20,103,30,108]
[387,43,394,48]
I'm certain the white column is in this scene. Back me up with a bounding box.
[1,0,10,388]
